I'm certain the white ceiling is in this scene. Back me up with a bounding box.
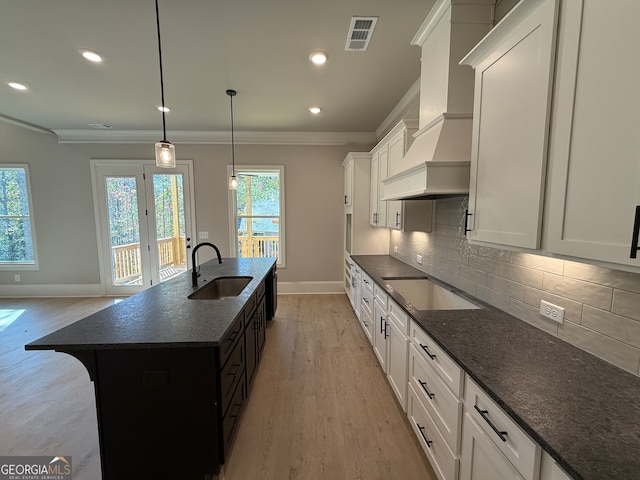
[0,0,435,142]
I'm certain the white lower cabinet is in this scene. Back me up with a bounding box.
[459,411,525,480]
[346,272,564,480]
[461,377,541,480]
[539,451,572,480]
[386,315,408,411]
[372,294,388,372]
[409,384,459,480]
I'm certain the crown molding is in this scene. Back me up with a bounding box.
[375,77,420,140]
[52,129,377,146]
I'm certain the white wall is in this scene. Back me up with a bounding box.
[0,120,369,292]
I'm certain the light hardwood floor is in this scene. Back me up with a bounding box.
[0,294,436,480]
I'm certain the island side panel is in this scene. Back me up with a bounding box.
[94,347,219,479]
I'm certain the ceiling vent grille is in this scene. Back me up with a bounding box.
[345,16,378,51]
[88,123,113,129]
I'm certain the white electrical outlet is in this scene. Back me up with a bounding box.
[393,245,398,253]
[14,274,20,282]
[198,231,209,239]
[540,300,565,324]
[416,254,423,265]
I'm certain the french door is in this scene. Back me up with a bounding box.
[92,160,194,295]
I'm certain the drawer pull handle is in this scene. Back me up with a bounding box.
[464,209,473,234]
[474,405,508,442]
[363,321,369,327]
[418,380,434,399]
[363,298,369,304]
[229,363,241,377]
[419,343,436,360]
[630,205,640,258]
[416,423,433,448]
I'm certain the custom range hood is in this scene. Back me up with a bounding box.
[382,0,494,200]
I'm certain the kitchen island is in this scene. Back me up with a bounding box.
[26,257,277,480]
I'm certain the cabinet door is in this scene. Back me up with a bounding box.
[460,413,525,480]
[377,148,388,228]
[387,133,405,229]
[545,0,640,267]
[344,157,353,210]
[245,314,257,387]
[373,299,388,372]
[464,0,559,249]
[370,153,380,226]
[386,319,408,411]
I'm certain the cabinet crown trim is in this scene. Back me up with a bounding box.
[461,0,559,67]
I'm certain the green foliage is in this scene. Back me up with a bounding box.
[0,168,34,262]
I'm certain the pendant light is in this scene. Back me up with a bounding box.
[154,0,175,168]
[227,89,238,190]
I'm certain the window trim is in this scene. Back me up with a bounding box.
[227,165,285,268]
[0,164,39,270]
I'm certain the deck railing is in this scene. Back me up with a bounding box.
[238,235,279,259]
[112,236,186,285]
[112,236,273,285]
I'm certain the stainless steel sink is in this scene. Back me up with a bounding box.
[188,276,253,300]
[383,278,481,310]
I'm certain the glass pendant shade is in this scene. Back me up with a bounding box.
[228,175,238,190]
[155,141,176,168]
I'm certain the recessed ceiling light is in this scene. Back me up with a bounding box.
[309,106,322,115]
[8,82,28,91]
[81,50,103,62]
[309,51,328,65]
[157,106,170,113]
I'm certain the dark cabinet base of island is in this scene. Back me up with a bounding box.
[26,260,277,480]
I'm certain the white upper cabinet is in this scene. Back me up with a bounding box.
[369,147,388,227]
[461,0,559,249]
[545,0,640,268]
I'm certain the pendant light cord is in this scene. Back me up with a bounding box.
[227,89,237,175]
[155,0,167,142]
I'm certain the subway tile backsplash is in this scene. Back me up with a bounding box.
[390,197,640,376]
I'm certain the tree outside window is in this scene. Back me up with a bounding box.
[0,165,37,267]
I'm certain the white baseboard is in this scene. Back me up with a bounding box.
[0,284,105,298]
[277,281,344,294]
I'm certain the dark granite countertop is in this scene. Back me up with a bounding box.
[26,258,276,351]
[351,255,640,480]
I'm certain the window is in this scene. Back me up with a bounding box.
[0,165,38,269]
[228,166,285,267]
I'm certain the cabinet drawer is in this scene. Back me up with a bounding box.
[465,377,540,480]
[388,299,409,336]
[374,283,388,309]
[361,272,374,294]
[409,344,461,454]
[361,287,374,316]
[256,280,265,300]
[220,338,245,416]
[360,302,374,345]
[408,384,459,480]
[221,315,244,361]
[221,372,246,462]
[411,321,463,397]
[243,295,257,327]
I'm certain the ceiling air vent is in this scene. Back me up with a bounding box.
[88,123,113,129]
[345,16,378,51]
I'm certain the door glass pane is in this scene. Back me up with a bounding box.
[106,176,142,286]
[152,173,187,282]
